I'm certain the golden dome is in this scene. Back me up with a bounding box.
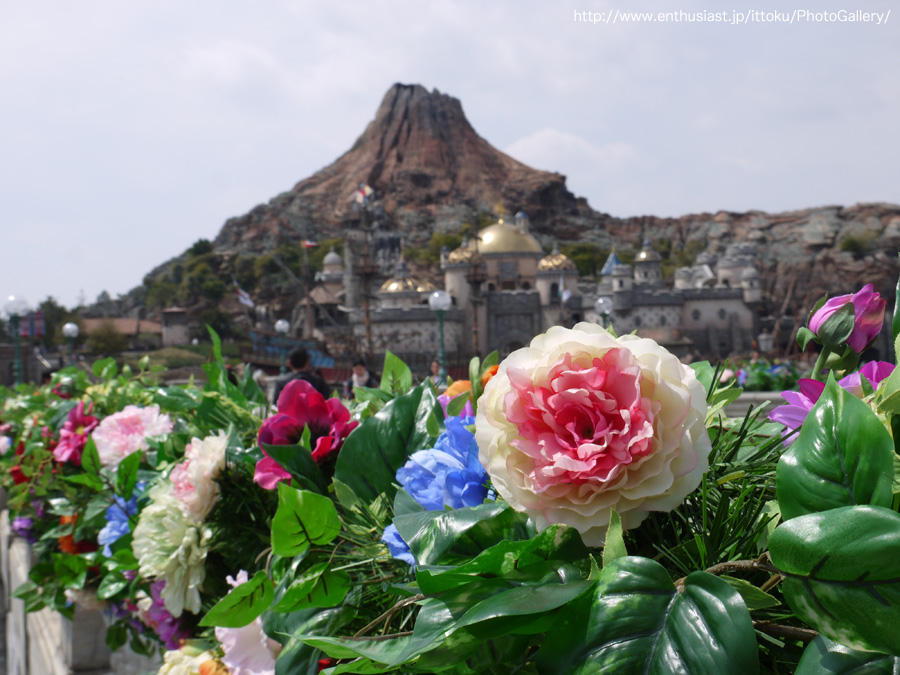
[538,252,577,272]
[379,277,437,293]
[472,220,543,254]
[446,247,483,265]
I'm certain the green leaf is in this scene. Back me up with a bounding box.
[152,387,200,412]
[893,254,900,347]
[267,604,357,675]
[62,473,104,491]
[769,505,900,655]
[116,451,141,499]
[719,576,780,611]
[480,350,499,376]
[53,554,88,590]
[199,570,274,628]
[334,384,436,505]
[394,502,533,566]
[271,483,341,557]
[815,302,856,348]
[92,357,118,379]
[796,635,900,674]
[876,363,900,415]
[81,437,101,475]
[282,568,351,611]
[690,361,715,396]
[446,393,470,418]
[416,525,589,594]
[601,510,627,567]
[537,556,759,674]
[380,351,413,395]
[807,294,829,324]
[776,376,894,521]
[425,410,441,438]
[796,326,817,351]
[262,442,325,494]
[97,572,128,600]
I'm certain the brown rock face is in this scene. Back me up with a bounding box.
[213,83,600,252]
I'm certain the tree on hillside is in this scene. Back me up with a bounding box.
[88,320,129,356]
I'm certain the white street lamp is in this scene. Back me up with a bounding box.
[594,297,613,330]
[62,322,79,364]
[428,290,452,378]
[274,319,291,375]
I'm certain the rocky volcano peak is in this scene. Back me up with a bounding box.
[213,83,598,253]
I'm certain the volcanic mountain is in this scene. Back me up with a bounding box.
[213,83,602,252]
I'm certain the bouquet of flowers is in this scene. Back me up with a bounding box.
[2,276,900,674]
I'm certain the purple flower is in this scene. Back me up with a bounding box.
[769,361,895,446]
[142,581,188,650]
[11,516,37,544]
[437,394,475,419]
[396,416,488,511]
[808,284,886,353]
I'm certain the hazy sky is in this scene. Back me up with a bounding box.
[2,1,897,310]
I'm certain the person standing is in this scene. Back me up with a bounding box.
[343,359,379,398]
[273,346,330,402]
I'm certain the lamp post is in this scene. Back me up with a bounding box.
[428,290,452,380]
[757,331,775,356]
[62,322,79,365]
[594,297,613,330]
[274,319,290,375]
[4,295,30,385]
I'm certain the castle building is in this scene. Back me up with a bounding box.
[332,212,765,368]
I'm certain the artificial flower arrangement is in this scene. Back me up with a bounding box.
[1,276,900,674]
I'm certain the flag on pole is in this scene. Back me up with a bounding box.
[303,240,319,248]
[234,281,255,308]
[559,274,572,303]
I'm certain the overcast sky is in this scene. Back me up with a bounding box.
[2,0,897,310]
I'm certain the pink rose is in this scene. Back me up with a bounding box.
[476,323,711,546]
[808,283,886,353]
[170,432,228,523]
[254,380,358,490]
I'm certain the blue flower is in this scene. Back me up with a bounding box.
[381,524,416,567]
[396,416,488,511]
[98,481,145,557]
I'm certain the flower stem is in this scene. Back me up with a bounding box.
[809,345,833,382]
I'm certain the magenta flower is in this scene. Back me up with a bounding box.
[769,361,895,446]
[808,284,886,353]
[53,401,99,465]
[254,380,358,490]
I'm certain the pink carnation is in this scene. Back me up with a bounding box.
[53,401,99,465]
[93,405,173,470]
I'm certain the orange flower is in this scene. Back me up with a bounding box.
[481,365,499,386]
[57,515,97,555]
[198,660,230,675]
[445,380,472,399]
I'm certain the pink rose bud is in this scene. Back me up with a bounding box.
[808,284,886,353]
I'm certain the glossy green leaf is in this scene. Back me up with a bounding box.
[769,505,900,655]
[602,510,627,567]
[816,302,855,348]
[97,572,128,600]
[796,326,816,351]
[796,635,900,674]
[271,483,341,557]
[334,384,436,504]
[63,473,104,491]
[116,451,141,499]
[446,393,470,418]
[152,387,200,412]
[264,601,357,675]
[876,364,900,415]
[199,570,273,628]
[719,576,780,611]
[776,376,894,521]
[92,357,118,379]
[53,554,88,590]
[893,254,900,346]
[380,351,413,395]
[272,562,350,612]
[537,556,759,674]
[416,525,589,594]
[81,438,101,475]
[262,442,325,494]
[394,502,533,566]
